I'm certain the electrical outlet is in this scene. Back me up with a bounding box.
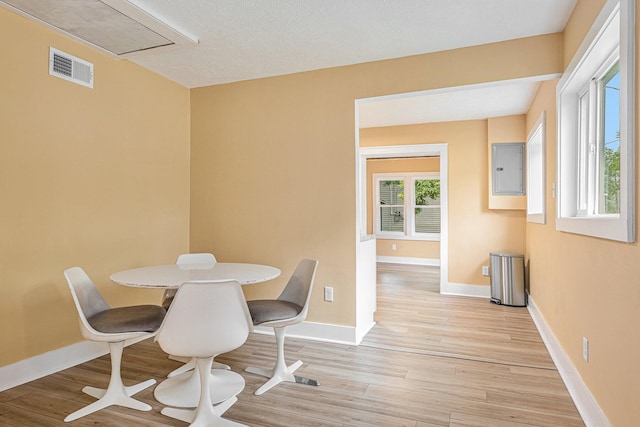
[324,286,334,302]
[482,265,489,276]
[583,337,589,362]
[391,244,397,251]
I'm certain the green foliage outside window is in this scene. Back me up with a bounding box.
[382,179,440,212]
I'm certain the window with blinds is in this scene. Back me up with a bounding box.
[374,173,440,240]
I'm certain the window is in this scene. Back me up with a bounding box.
[556,0,634,242]
[527,111,546,224]
[378,178,405,233]
[374,173,440,240]
[576,60,620,216]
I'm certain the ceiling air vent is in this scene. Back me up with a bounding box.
[49,47,93,88]
[1,0,197,57]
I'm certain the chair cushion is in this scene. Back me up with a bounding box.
[88,305,166,333]
[247,300,302,325]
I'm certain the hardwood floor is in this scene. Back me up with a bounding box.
[0,263,584,426]
[367,264,555,369]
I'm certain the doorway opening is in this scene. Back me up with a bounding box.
[356,143,449,293]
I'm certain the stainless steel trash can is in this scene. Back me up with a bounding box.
[490,252,526,307]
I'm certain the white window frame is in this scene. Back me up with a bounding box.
[527,111,546,224]
[374,172,440,241]
[556,0,635,242]
[375,174,406,239]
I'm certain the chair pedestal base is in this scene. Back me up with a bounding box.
[64,341,155,422]
[155,364,245,408]
[246,360,303,395]
[161,397,244,427]
[245,327,318,395]
[160,357,247,427]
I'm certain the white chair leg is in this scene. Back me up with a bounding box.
[167,357,196,378]
[245,327,317,395]
[161,357,247,427]
[167,356,230,378]
[64,341,155,422]
[169,354,190,363]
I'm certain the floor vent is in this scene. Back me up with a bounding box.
[49,47,94,88]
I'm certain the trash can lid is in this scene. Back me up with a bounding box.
[490,251,524,257]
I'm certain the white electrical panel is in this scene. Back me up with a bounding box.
[492,143,525,196]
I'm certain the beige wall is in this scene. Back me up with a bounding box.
[562,0,608,68]
[0,8,191,366]
[376,239,440,259]
[361,121,526,286]
[525,1,639,425]
[190,73,358,325]
[190,34,561,326]
[365,157,440,259]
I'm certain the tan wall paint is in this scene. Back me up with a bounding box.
[190,75,358,325]
[0,9,191,366]
[365,157,440,259]
[190,34,561,326]
[348,34,564,99]
[375,239,440,259]
[524,2,640,424]
[360,122,526,287]
[563,0,608,69]
[487,115,527,210]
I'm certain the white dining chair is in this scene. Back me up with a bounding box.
[245,259,319,395]
[163,253,232,378]
[63,267,166,422]
[155,280,252,427]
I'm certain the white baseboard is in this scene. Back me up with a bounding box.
[355,320,376,345]
[0,341,107,392]
[376,256,440,266]
[253,321,359,345]
[441,282,491,298]
[0,335,148,393]
[528,296,611,427]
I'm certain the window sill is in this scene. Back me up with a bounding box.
[556,215,633,242]
[375,235,440,242]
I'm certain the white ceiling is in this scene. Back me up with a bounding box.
[124,0,576,127]
[7,0,579,127]
[358,79,545,128]
[124,0,577,89]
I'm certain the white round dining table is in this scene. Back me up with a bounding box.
[110,262,281,408]
[110,262,281,288]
